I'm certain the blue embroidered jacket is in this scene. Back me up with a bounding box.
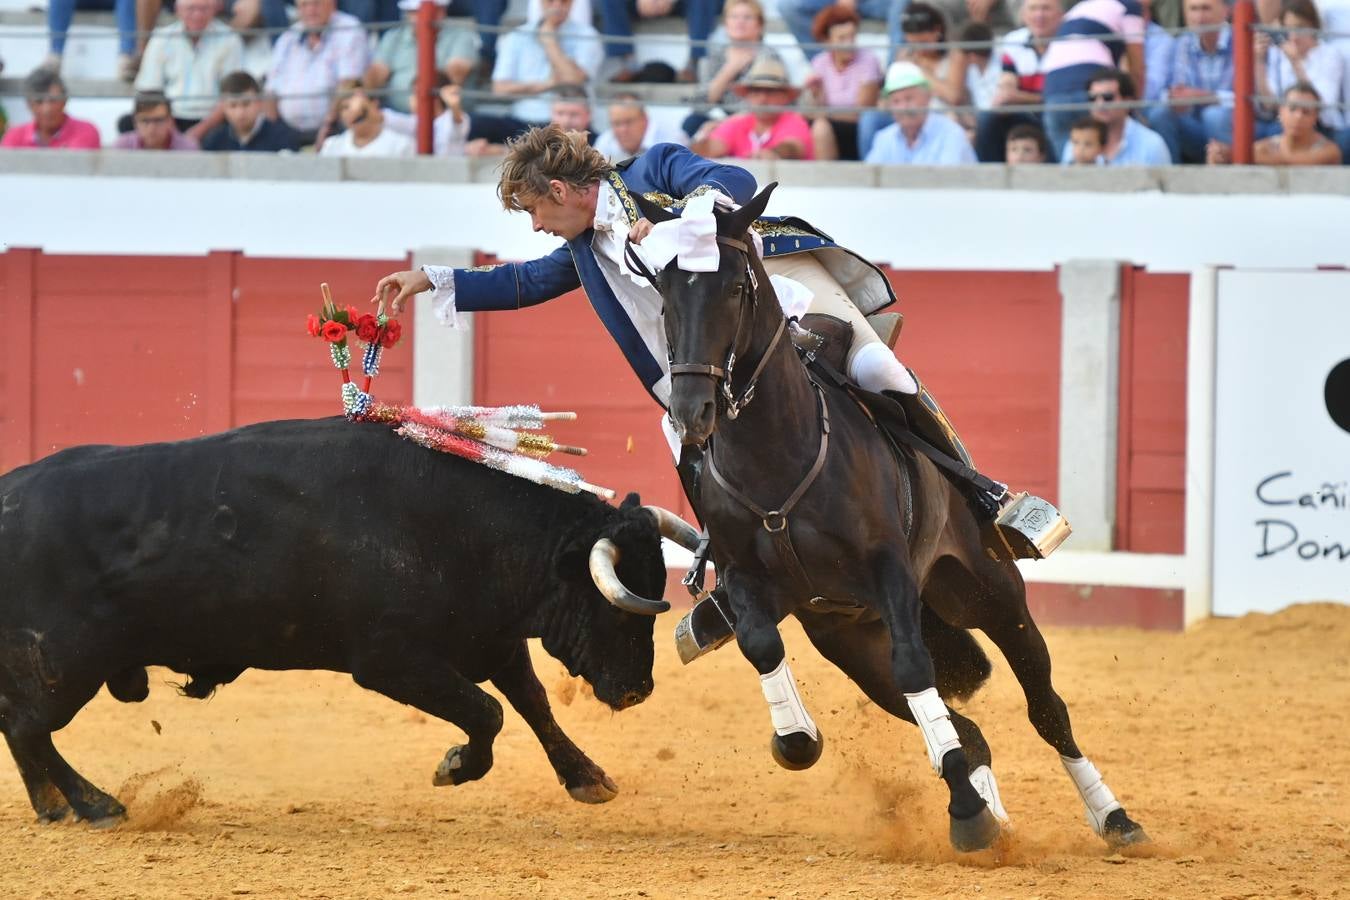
[453,143,896,404]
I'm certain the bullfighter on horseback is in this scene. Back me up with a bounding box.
[374,124,1062,634]
[372,127,1145,853]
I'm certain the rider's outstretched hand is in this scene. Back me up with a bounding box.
[372,268,433,316]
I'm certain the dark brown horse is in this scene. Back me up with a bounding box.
[636,185,1148,852]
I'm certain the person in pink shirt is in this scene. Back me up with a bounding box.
[112,92,200,151]
[804,3,882,160]
[0,70,101,150]
[693,55,814,160]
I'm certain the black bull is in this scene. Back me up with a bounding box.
[0,417,678,825]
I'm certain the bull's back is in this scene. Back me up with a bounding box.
[0,418,602,672]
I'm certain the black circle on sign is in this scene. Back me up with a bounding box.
[1326,359,1350,434]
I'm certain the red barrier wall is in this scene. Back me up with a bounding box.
[0,249,410,474]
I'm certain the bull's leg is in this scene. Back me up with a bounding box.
[726,581,824,771]
[489,642,618,804]
[976,576,1149,847]
[351,655,504,788]
[798,612,1007,850]
[3,733,72,823]
[6,728,125,826]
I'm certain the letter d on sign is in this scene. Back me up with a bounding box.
[1255,519,1298,559]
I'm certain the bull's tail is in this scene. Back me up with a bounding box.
[921,605,992,704]
[105,666,150,703]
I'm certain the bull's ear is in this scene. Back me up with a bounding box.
[721,182,777,237]
[633,192,679,224]
[619,492,642,510]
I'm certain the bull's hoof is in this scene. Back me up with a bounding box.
[1102,808,1150,848]
[433,744,491,787]
[770,730,824,771]
[949,805,1002,853]
[566,773,619,804]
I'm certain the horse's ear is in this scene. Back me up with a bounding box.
[633,191,679,224]
[721,182,777,236]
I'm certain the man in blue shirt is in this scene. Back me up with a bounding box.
[1060,68,1170,166]
[200,71,300,152]
[1146,0,1233,163]
[865,62,978,166]
[491,0,604,125]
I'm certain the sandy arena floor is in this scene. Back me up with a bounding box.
[3,602,1349,899]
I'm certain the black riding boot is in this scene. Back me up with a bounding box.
[884,383,1005,519]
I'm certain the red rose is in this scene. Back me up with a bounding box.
[380,319,402,348]
[355,314,380,344]
[321,319,348,343]
[306,313,321,337]
[345,305,361,324]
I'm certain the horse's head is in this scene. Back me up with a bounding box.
[635,183,778,447]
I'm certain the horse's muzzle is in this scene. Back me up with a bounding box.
[670,376,718,446]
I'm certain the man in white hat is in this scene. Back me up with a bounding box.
[691,54,814,160]
[865,60,976,165]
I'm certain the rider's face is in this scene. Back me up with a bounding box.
[525,180,595,241]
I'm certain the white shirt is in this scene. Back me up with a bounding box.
[1266,42,1346,129]
[593,119,689,161]
[382,109,471,156]
[318,126,416,158]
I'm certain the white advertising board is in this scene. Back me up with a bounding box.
[1213,269,1350,616]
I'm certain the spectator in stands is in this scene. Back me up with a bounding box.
[804,3,883,161]
[961,22,998,112]
[0,69,101,149]
[45,0,138,82]
[594,93,688,159]
[384,76,492,155]
[858,3,966,160]
[779,0,893,63]
[1005,120,1050,163]
[548,84,597,140]
[684,0,783,139]
[973,0,1063,162]
[201,71,301,151]
[267,0,372,145]
[1242,0,1346,141]
[1040,0,1146,156]
[319,88,416,155]
[1143,5,1176,107]
[1065,115,1106,164]
[1062,68,1170,165]
[492,0,604,126]
[363,0,479,114]
[133,0,244,145]
[1207,81,1342,165]
[451,0,509,72]
[113,91,201,149]
[599,0,722,84]
[1147,0,1233,163]
[865,60,976,164]
[692,55,814,160]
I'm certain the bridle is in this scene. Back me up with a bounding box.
[625,233,785,420]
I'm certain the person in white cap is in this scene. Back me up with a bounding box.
[865,60,976,165]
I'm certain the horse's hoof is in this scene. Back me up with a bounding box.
[35,805,72,824]
[566,774,619,804]
[770,730,824,771]
[1102,808,1150,847]
[433,746,468,786]
[950,805,1002,853]
[84,811,127,830]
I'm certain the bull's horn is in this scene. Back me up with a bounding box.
[644,505,701,552]
[589,538,670,616]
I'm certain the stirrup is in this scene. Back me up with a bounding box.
[994,492,1072,559]
[674,594,736,665]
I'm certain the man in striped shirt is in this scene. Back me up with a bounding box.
[1039,0,1146,156]
[972,0,1063,161]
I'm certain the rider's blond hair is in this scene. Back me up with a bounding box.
[498,124,614,212]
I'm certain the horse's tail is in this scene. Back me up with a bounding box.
[921,605,992,704]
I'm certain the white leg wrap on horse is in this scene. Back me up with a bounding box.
[759,659,818,741]
[848,342,919,395]
[968,765,1010,823]
[1061,755,1122,835]
[904,687,962,775]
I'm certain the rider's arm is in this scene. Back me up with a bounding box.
[642,142,758,205]
[424,243,581,324]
